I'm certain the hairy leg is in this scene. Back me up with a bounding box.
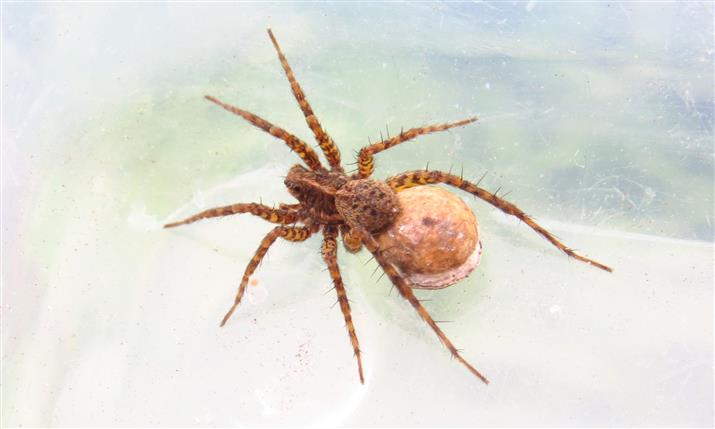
[164,202,300,229]
[354,117,477,178]
[359,230,489,384]
[340,225,363,253]
[267,29,342,171]
[387,170,613,272]
[279,203,302,210]
[322,226,365,383]
[204,95,323,171]
[221,226,312,326]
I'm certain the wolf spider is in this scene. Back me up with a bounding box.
[165,29,612,385]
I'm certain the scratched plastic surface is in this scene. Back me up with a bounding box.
[2,3,712,427]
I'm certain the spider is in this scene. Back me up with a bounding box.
[165,29,613,385]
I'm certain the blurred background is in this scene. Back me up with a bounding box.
[2,2,712,427]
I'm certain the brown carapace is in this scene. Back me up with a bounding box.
[165,29,613,385]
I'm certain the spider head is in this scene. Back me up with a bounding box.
[284,164,312,200]
[335,179,401,233]
[284,164,346,203]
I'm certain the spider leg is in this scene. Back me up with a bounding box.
[204,95,323,171]
[354,117,478,178]
[267,29,342,171]
[221,226,312,326]
[164,203,300,229]
[359,230,489,384]
[322,226,365,383]
[387,170,613,272]
[279,202,302,211]
[340,225,363,253]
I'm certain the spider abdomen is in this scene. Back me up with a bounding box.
[335,179,400,233]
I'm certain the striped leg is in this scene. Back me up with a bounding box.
[387,170,613,272]
[359,230,489,384]
[340,225,363,253]
[322,226,365,383]
[164,202,299,229]
[221,226,312,326]
[204,95,323,171]
[267,29,342,171]
[354,117,478,178]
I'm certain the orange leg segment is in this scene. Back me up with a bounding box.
[322,226,365,383]
[387,170,613,272]
[267,29,342,171]
[354,117,477,178]
[221,226,312,326]
[164,202,299,229]
[340,225,363,253]
[359,230,489,384]
[205,95,324,171]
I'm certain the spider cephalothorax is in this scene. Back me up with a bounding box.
[282,165,400,235]
[283,164,346,221]
[165,29,612,385]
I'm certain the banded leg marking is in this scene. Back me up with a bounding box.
[164,203,299,229]
[340,225,363,253]
[354,117,477,178]
[221,226,312,326]
[267,29,342,171]
[360,230,489,384]
[387,170,613,272]
[205,95,323,171]
[322,226,365,383]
